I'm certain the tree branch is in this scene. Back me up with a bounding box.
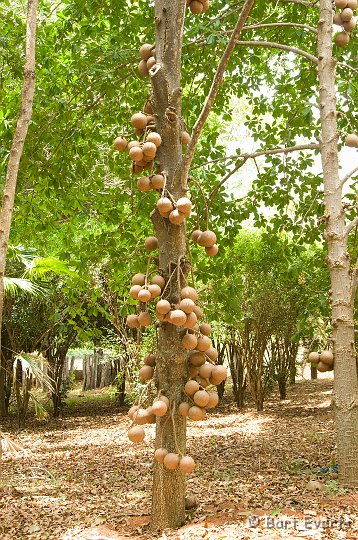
[340,165,358,188]
[243,22,318,34]
[235,40,318,64]
[207,143,320,205]
[181,0,256,182]
[196,142,320,170]
[345,216,358,238]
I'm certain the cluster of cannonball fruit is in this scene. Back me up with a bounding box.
[127,393,169,443]
[114,114,160,175]
[334,0,356,46]
[192,229,218,257]
[127,272,165,328]
[186,0,209,15]
[157,195,192,225]
[138,43,156,77]
[308,350,334,372]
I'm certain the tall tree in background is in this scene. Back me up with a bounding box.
[0,0,38,417]
[318,0,358,486]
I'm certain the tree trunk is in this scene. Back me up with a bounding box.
[150,0,188,529]
[0,0,38,418]
[317,0,358,486]
[311,365,318,380]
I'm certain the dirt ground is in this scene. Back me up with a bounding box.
[1,379,357,540]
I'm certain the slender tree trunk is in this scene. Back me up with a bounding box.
[150,0,188,529]
[0,0,38,417]
[317,0,358,486]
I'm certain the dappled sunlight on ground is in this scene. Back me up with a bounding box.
[1,380,357,539]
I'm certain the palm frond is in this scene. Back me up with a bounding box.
[23,257,77,279]
[29,393,49,420]
[0,432,24,453]
[15,353,55,393]
[4,277,46,297]
[7,244,37,268]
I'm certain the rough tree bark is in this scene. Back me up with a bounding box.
[0,0,38,418]
[149,0,255,529]
[317,0,358,486]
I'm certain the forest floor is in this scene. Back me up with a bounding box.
[1,379,358,540]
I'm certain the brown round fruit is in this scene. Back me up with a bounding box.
[127,140,141,150]
[156,299,171,315]
[126,314,139,328]
[169,209,185,225]
[114,137,127,151]
[132,273,146,286]
[199,363,213,379]
[142,141,157,158]
[152,400,168,416]
[189,351,206,366]
[181,286,199,302]
[139,365,154,382]
[179,298,196,314]
[335,31,350,46]
[308,351,320,363]
[146,56,156,70]
[151,174,165,190]
[335,0,348,7]
[169,309,187,326]
[192,305,203,319]
[157,197,173,215]
[184,312,198,329]
[163,453,180,470]
[158,395,169,407]
[343,17,356,31]
[138,59,149,76]
[138,312,152,327]
[193,390,210,407]
[341,7,353,21]
[181,131,191,144]
[128,426,145,443]
[196,375,209,388]
[196,336,212,352]
[199,323,212,336]
[131,112,148,130]
[176,197,192,217]
[182,333,198,350]
[129,146,144,162]
[345,133,358,147]
[201,0,209,11]
[133,408,150,425]
[210,365,227,385]
[191,230,202,243]
[144,353,156,366]
[205,347,219,362]
[139,43,154,60]
[151,274,165,289]
[137,176,152,192]
[185,379,200,396]
[178,402,190,416]
[333,13,343,25]
[189,366,200,378]
[148,283,161,299]
[128,405,139,419]
[144,236,159,251]
[207,391,219,409]
[146,132,162,147]
[197,230,217,248]
[347,0,357,7]
[188,406,205,421]
[155,448,168,463]
[129,285,142,299]
[179,456,195,474]
[317,361,330,373]
[320,350,334,367]
[206,244,219,257]
[138,288,152,303]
